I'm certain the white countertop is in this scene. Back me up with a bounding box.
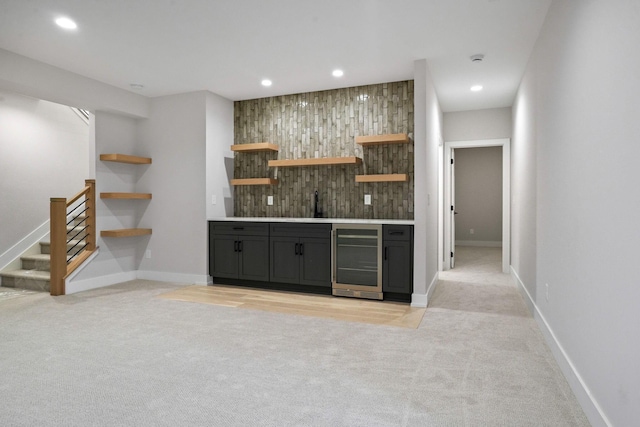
[208,217,414,225]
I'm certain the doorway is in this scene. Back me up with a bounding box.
[443,138,510,274]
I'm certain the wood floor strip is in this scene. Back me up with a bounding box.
[159,285,425,329]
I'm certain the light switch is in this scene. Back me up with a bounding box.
[364,194,372,205]
[267,196,273,205]
[211,195,217,205]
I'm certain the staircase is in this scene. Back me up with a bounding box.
[0,220,87,293]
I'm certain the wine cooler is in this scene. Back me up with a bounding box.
[331,224,382,300]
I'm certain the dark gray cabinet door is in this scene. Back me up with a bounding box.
[270,236,299,284]
[238,235,270,281]
[211,234,239,279]
[299,237,331,287]
[383,240,412,294]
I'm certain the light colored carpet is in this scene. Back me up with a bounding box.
[0,248,589,426]
[0,286,38,301]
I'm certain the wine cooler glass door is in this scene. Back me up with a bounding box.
[332,224,382,298]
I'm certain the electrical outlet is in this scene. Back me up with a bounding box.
[364,194,372,205]
[470,228,475,234]
[145,250,151,259]
[545,283,549,301]
[211,195,217,205]
[267,196,273,205]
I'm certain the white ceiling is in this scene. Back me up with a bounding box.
[0,0,551,112]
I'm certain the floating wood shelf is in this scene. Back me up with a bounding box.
[231,178,278,186]
[100,192,152,199]
[355,174,408,183]
[269,157,362,167]
[100,154,152,164]
[101,228,152,238]
[231,143,279,152]
[355,133,410,146]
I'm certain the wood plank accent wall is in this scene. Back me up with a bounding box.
[233,80,414,219]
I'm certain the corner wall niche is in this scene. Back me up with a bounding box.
[99,153,152,237]
[233,80,414,219]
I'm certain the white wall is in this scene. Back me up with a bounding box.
[454,147,502,244]
[0,91,89,261]
[67,91,234,289]
[0,49,149,118]
[511,60,537,305]
[69,111,144,284]
[413,59,443,306]
[0,49,235,289]
[205,92,235,219]
[136,91,210,283]
[512,1,640,425]
[443,107,512,142]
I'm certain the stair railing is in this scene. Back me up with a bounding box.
[50,179,96,296]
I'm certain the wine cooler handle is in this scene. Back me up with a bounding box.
[331,230,336,283]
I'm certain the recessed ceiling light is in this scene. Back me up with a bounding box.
[55,17,77,30]
[332,69,344,77]
[130,83,144,90]
[470,85,483,92]
[261,79,272,87]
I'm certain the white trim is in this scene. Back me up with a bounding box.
[412,271,439,307]
[64,248,100,283]
[511,267,612,427]
[137,270,209,285]
[426,271,438,302]
[510,267,535,315]
[443,138,510,274]
[411,293,427,308]
[65,271,137,294]
[455,240,502,247]
[65,269,209,294]
[437,144,444,272]
[0,220,50,271]
[71,107,90,125]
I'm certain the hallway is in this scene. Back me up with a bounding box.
[425,246,589,425]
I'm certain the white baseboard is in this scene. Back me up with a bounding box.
[137,270,209,285]
[66,269,209,294]
[411,271,439,307]
[426,271,438,302]
[455,240,502,247]
[64,248,100,283]
[0,220,50,271]
[510,267,611,427]
[411,293,427,307]
[66,271,137,295]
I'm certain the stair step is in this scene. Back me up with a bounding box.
[0,269,50,292]
[20,254,51,271]
[69,215,86,226]
[39,239,85,255]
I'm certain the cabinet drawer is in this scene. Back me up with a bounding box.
[383,225,413,241]
[270,223,331,239]
[209,221,269,236]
